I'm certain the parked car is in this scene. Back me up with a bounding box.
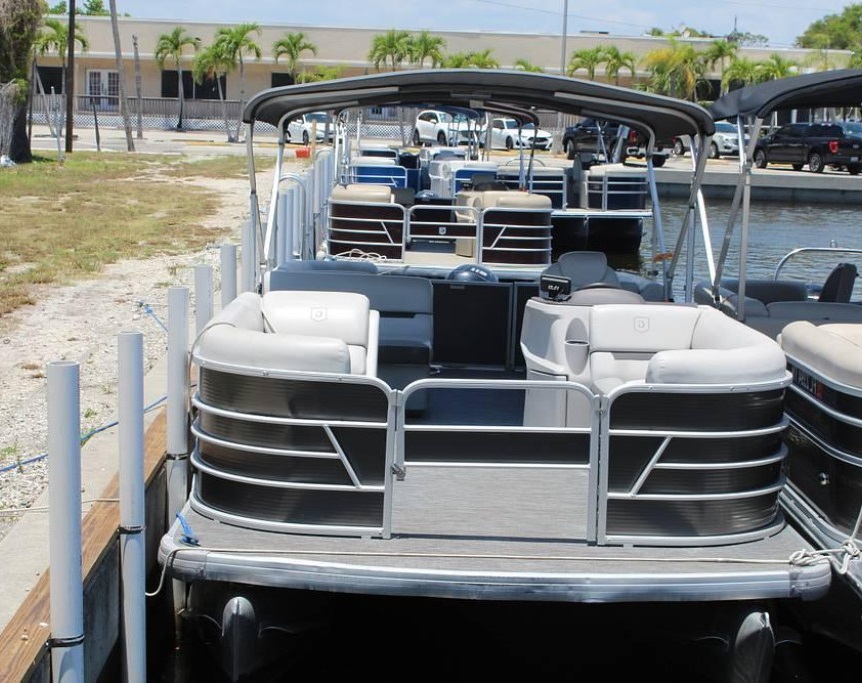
[620,128,671,167]
[561,118,621,161]
[673,121,750,159]
[487,117,553,150]
[413,109,480,146]
[753,121,862,174]
[286,111,333,145]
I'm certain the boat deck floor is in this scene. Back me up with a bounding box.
[161,465,831,604]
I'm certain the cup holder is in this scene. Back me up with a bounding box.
[564,339,589,373]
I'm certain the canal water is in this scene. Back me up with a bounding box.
[150,196,862,682]
[652,195,862,301]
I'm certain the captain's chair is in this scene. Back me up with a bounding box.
[818,262,858,303]
[541,251,644,304]
[543,251,620,288]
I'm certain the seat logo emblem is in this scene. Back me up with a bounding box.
[634,316,650,333]
[311,307,327,321]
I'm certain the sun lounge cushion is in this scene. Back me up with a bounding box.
[779,321,862,387]
[330,184,393,203]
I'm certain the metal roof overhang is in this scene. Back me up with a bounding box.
[243,69,715,140]
[709,68,862,120]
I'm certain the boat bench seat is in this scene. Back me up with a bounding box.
[263,270,434,404]
[194,291,378,376]
[589,303,787,394]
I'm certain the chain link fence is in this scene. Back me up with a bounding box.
[28,95,578,142]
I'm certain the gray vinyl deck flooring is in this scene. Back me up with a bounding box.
[162,466,831,602]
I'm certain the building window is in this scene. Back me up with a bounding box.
[271,73,294,88]
[86,69,119,111]
[161,71,225,100]
[35,66,63,95]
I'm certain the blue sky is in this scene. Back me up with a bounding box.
[118,0,851,49]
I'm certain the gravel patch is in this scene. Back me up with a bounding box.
[0,171,274,541]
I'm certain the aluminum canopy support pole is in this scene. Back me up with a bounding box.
[194,264,213,335]
[166,287,190,627]
[220,244,237,308]
[47,360,84,682]
[241,219,255,293]
[118,332,146,683]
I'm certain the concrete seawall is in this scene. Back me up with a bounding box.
[655,160,862,204]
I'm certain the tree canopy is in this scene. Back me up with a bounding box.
[797,3,862,50]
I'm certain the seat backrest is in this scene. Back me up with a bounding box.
[263,271,433,352]
[543,251,620,289]
[588,303,701,392]
[261,290,377,375]
[818,262,858,303]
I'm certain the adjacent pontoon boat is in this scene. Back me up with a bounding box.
[157,69,834,681]
[697,70,862,658]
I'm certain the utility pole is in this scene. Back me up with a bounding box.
[552,0,569,154]
[133,35,143,139]
[65,0,76,154]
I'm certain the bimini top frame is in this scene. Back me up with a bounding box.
[241,69,716,292]
[707,69,862,319]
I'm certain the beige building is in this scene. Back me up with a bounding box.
[33,15,849,116]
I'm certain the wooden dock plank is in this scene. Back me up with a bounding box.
[0,410,168,682]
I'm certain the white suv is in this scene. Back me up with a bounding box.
[413,109,480,146]
[287,111,333,145]
[489,117,554,150]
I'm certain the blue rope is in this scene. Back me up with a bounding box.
[0,395,167,476]
[176,512,200,546]
[136,300,168,333]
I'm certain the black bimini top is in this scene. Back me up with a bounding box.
[710,68,862,120]
[243,69,715,141]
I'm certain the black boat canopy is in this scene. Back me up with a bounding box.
[709,69,862,120]
[243,69,715,141]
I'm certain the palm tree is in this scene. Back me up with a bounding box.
[567,47,604,80]
[35,17,89,89]
[442,52,473,68]
[758,53,797,82]
[272,31,317,84]
[214,23,262,142]
[468,49,499,69]
[721,56,762,92]
[193,42,234,141]
[408,31,445,68]
[640,38,705,101]
[513,58,544,73]
[108,0,133,151]
[368,29,411,71]
[154,27,200,129]
[703,39,737,95]
[601,46,637,86]
[33,17,88,137]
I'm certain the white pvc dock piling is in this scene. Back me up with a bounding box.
[47,361,84,683]
[220,244,238,307]
[118,332,146,683]
[166,286,190,515]
[166,287,190,628]
[194,264,213,335]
